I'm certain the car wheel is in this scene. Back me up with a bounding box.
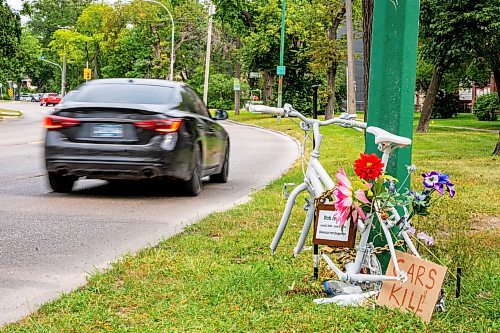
[209,144,229,183]
[48,172,76,193]
[183,145,202,196]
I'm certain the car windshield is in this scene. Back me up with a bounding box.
[48,94,58,97]
[72,83,181,106]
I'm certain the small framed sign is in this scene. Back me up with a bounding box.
[313,203,356,248]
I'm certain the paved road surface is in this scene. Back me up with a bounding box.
[0,102,298,325]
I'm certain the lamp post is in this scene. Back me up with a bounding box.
[145,0,175,81]
[39,56,64,95]
[277,0,287,108]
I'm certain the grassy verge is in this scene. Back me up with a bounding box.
[0,108,22,119]
[414,113,499,131]
[3,111,499,332]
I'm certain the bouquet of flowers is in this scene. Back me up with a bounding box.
[331,153,455,245]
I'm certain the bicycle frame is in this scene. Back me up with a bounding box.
[249,103,419,285]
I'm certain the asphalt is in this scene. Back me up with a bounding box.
[0,101,298,325]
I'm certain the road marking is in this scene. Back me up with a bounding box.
[28,141,44,144]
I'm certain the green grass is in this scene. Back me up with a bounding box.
[417,113,499,131]
[3,111,499,332]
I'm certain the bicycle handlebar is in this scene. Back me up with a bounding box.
[247,103,367,129]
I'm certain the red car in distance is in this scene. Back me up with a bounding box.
[40,93,62,106]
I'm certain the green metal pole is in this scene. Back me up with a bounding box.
[277,0,286,108]
[365,0,420,271]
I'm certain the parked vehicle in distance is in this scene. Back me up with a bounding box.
[44,78,230,196]
[20,94,32,102]
[40,93,61,106]
[31,93,43,102]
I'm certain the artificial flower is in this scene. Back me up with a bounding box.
[417,232,434,246]
[333,168,371,226]
[422,171,455,198]
[354,153,384,181]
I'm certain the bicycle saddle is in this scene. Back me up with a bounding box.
[366,126,411,147]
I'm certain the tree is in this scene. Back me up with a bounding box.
[0,0,21,83]
[361,0,373,119]
[416,0,499,132]
[26,0,91,45]
[301,0,346,119]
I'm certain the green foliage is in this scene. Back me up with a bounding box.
[0,0,21,82]
[431,91,461,119]
[473,93,499,121]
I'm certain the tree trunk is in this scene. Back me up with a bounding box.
[493,131,500,155]
[362,0,374,121]
[234,35,241,115]
[493,65,500,101]
[416,65,444,132]
[262,70,274,103]
[325,62,338,120]
[92,46,100,80]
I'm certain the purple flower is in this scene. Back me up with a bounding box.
[422,171,440,189]
[388,180,397,194]
[417,232,434,246]
[422,171,456,198]
[413,192,426,205]
[407,226,416,236]
[448,183,455,198]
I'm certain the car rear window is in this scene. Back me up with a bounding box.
[48,93,58,97]
[72,83,181,105]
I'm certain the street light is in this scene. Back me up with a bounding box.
[144,0,175,81]
[39,56,64,95]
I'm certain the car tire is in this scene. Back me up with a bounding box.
[183,145,202,196]
[48,172,76,193]
[209,144,229,183]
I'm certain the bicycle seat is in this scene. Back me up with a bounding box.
[366,126,411,147]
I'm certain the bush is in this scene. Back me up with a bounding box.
[431,90,461,119]
[473,93,499,121]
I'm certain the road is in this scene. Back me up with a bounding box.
[0,101,298,325]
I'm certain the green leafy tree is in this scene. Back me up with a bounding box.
[0,0,21,84]
[417,0,499,132]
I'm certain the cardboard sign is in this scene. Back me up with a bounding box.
[376,251,447,322]
[313,204,356,248]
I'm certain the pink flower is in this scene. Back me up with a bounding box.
[333,168,371,226]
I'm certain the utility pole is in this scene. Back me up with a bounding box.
[277,0,286,108]
[61,54,67,96]
[365,0,420,271]
[234,35,241,115]
[203,3,215,105]
[346,0,356,114]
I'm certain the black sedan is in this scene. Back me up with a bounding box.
[44,79,229,196]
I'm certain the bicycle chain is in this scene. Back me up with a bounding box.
[314,189,335,205]
[322,240,406,270]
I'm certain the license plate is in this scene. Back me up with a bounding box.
[91,124,124,138]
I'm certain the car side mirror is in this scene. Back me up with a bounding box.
[213,109,228,120]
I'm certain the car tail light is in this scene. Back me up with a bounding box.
[134,119,182,133]
[44,115,81,130]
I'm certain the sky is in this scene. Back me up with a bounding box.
[7,0,23,11]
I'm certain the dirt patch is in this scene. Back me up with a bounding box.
[470,215,500,232]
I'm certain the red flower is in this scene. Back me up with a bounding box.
[354,153,384,181]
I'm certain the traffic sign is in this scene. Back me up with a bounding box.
[233,78,240,91]
[8,89,13,97]
[84,68,92,80]
[276,65,286,76]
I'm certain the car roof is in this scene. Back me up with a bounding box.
[84,78,186,88]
